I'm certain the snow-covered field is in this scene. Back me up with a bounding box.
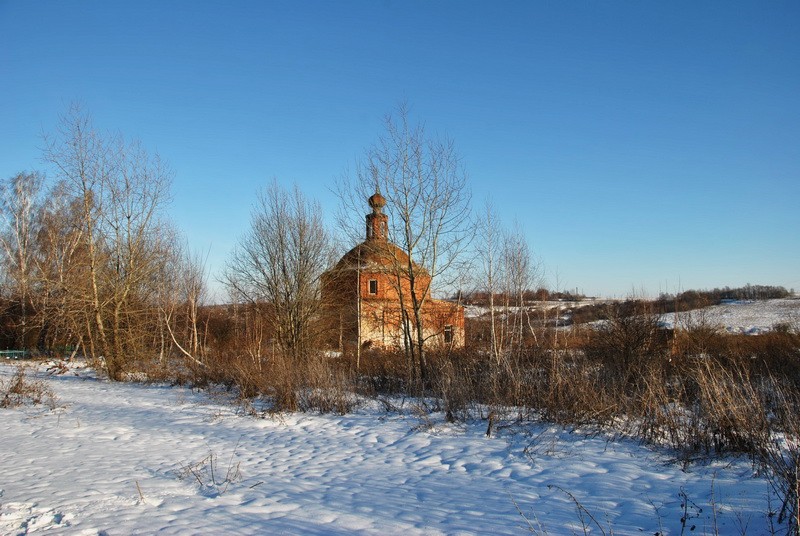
[0,363,782,535]
[660,298,800,335]
[468,298,800,335]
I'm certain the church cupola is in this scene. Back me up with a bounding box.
[366,191,388,241]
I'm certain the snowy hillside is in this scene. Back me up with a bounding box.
[659,299,800,334]
[468,298,800,335]
[0,363,780,535]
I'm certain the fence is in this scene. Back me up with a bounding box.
[0,350,31,360]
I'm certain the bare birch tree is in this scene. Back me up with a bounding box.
[337,105,472,383]
[475,205,541,363]
[159,243,208,368]
[223,181,331,361]
[103,140,174,376]
[0,172,44,348]
[503,221,541,355]
[34,180,88,357]
[475,198,506,364]
[43,104,175,379]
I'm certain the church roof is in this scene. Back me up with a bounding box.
[329,191,429,277]
[332,241,429,277]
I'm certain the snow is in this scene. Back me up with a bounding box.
[468,298,800,335]
[660,299,800,334]
[0,363,782,535]
[464,300,598,320]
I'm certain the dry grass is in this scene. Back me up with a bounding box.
[0,366,58,409]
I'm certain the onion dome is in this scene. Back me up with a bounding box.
[368,191,386,213]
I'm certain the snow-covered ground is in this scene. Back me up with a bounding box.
[660,299,800,334]
[0,363,782,535]
[464,300,600,320]
[468,298,800,335]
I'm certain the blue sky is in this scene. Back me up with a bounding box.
[1,1,798,298]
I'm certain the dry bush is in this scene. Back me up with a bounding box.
[123,357,181,383]
[535,349,620,427]
[231,354,299,413]
[691,358,770,455]
[421,346,624,427]
[297,354,359,414]
[670,309,724,358]
[733,332,800,387]
[633,358,694,452]
[346,349,410,395]
[622,354,786,456]
[176,447,243,497]
[0,366,58,409]
[581,301,666,386]
[185,349,361,415]
[427,351,487,422]
[621,351,800,531]
[178,351,294,412]
[760,381,800,534]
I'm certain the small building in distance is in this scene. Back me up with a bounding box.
[321,192,464,354]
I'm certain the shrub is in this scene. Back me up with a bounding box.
[0,366,58,409]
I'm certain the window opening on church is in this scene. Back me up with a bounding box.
[444,325,454,344]
[368,279,378,295]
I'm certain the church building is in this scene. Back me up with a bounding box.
[321,192,464,354]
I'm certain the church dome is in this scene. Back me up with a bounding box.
[368,192,386,212]
[330,191,429,277]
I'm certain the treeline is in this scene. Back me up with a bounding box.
[0,104,481,386]
[656,284,792,313]
[569,286,791,326]
[0,115,329,382]
[0,107,205,379]
[467,285,790,311]
[462,288,587,306]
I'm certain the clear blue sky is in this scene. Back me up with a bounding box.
[2,1,798,298]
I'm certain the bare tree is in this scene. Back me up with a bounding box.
[33,179,88,357]
[474,205,541,363]
[43,104,175,379]
[337,105,472,383]
[159,243,208,367]
[503,221,540,355]
[475,198,506,363]
[104,141,174,377]
[0,172,44,348]
[224,181,332,361]
[180,248,208,359]
[44,106,112,366]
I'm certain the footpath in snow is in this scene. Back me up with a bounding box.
[0,362,780,535]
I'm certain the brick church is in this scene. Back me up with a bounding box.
[321,192,464,354]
